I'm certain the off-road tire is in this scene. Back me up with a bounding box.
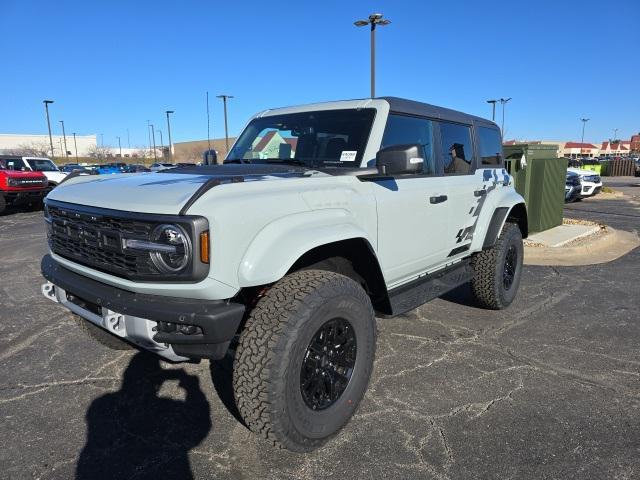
[72,314,133,350]
[471,222,523,310]
[232,270,376,452]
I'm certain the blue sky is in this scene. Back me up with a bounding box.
[1,0,638,148]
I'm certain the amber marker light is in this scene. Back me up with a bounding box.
[200,231,210,264]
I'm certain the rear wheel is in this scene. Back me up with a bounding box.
[232,270,376,452]
[0,195,5,214]
[71,314,133,350]
[471,222,523,310]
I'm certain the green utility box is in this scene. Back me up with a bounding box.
[503,144,567,233]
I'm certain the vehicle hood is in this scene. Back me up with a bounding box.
[0,169,46,178]
[47,164,328,214]
[42,171,67,183]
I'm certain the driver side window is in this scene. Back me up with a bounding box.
[381,114,435,175]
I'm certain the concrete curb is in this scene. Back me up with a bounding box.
[524,227,640,266]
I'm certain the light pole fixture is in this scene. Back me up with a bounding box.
[59,120,68,158]
[354,13,391,98]
[217,94,234,154]
[117,136,122,157]
[499,97,512,136]
[156,129,164,158]
[146,120,152,158]
[486,99,498,121]
[72,132,78,161]
[166,110,174,160]
[149,123,157,161]
[580,118,590,157]
[43,100,55,158]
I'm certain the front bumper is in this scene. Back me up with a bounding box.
[41,254,245,361]
[3,190,46,205]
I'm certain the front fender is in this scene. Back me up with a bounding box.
[238,209,374,286]
[470,188,527,252]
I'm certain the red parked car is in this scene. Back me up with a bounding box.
[0,158,48,213]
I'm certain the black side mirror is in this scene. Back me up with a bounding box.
[376,144,424,175]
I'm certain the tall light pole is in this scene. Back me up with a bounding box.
[499,97,512,137]
[217,94,234,154]
[72,132,78,161]
[146,120,152,158]
[354,13,391,98]
[43,100,55,158]
[486,99,498,121]
[156,129,164,158]
[59,120,68,158]
[613,128,618,142]
[206,92,211,155]
[166,110,174,160]
[580,118,590,157]
[116,136,122,157]
[149,123,157,161]
[126,128,131,148]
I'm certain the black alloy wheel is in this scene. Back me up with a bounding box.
[300,318,357,411]
[503,244,518,290]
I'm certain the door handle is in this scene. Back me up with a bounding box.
[429,195,448,204]
[474,189,487,197]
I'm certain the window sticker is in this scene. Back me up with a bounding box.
[339,151,357,162]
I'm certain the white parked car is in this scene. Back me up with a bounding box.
[0,156,67,189]
[567,168,602,198]
[149,162,175,171]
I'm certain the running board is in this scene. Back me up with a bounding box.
[387,260,474,316]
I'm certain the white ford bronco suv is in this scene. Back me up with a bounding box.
[41,97,527,452]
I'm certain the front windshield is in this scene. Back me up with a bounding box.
[227,108,376,167]
[28,159,59,171]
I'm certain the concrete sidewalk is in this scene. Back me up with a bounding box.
[527,224,601,247]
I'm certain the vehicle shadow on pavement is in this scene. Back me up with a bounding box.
[76,352,211,480]
[209,348,248,428]
[440,282,483,308]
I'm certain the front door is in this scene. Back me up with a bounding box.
[373,177,450,286]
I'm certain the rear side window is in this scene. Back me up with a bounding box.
[438,122,473,175]
[478,127,503,166]
[381,114,435,175]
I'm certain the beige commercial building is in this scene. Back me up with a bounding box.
[0,133,97,157]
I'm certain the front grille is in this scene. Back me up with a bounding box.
[47,204,158,278]
[12,177,45,186]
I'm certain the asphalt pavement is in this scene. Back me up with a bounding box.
[1,178,639,479]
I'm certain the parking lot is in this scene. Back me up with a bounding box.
[1,178,639,480]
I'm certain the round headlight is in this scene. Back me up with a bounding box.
[150,224,191,273]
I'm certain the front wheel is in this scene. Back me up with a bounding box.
[232,270,376,452]
[471,222,523,310]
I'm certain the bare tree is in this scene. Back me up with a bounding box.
[4,141,52,157]
[86,144,113,161]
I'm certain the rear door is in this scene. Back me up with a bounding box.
[372,114,450,286]
[438,122,505,256]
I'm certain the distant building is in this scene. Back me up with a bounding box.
[599,141,630,157]
[562,142,599,158]
[0,133,97,157]
[173,138,236,163]
[630,133,640,153]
